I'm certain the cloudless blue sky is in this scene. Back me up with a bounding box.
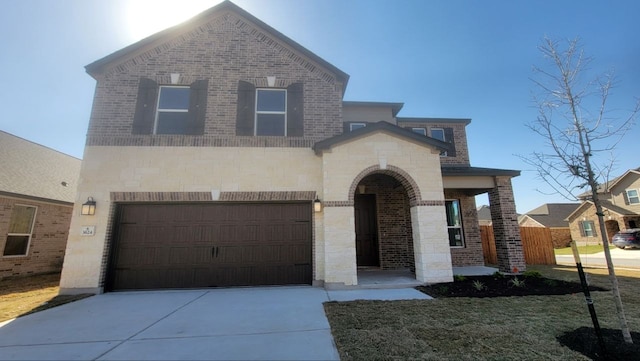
[1,0,638,213]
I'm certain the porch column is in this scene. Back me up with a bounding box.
[488,176,526,273]
[410,205,453,283]
[322,205,357,286]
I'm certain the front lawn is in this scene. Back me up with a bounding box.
[324,266,640,360]
[0,273,92,322]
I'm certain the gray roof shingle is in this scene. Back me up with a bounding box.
[0,131,81,203]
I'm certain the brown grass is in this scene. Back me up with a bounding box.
[324,265,640,360]
[0,273,93,322]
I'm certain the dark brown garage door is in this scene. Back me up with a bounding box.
[107,203,312,290]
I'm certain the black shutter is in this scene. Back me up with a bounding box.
[444,127,457,157]
[579,221,586,237]
[132,78,158,134]
[287,82,304,137]
[343,122,351,133]
[185,79,208,135]
[236,80,256,136]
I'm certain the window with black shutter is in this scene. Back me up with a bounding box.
[235,81,303,137]
[132,78,208,135]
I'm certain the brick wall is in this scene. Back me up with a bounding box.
[446,190,484,266]
[0,196,72,279]
[488,176,526,273]
[358,174,415,270]
[87,11,343,148]
[395,121,470,166]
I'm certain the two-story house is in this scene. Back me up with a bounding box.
[59,1,525,294]
[567,167,640,244]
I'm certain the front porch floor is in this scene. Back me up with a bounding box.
[346,266,499,290]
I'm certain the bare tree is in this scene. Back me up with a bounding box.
[523,37,638,344]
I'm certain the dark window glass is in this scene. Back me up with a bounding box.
[156,112,189,134]
[256,114,286,136]
[158,87,190,109]
[257,90,286,111]
[3,236,29,256]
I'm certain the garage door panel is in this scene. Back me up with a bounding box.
[109,203,312,290]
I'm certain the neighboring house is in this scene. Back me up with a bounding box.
[567,168,640,244]
[59,1,525,294]
[0,131,81,279]
[518,203,579,248]
[477,205,493,226]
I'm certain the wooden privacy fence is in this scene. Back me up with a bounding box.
[480,225,556,265]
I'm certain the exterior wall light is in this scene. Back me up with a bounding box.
[81,197,96,216]
[314,198,322,213]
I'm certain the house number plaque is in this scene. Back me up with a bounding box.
[81,226,96,236]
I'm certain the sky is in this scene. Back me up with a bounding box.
[1,0,638,213]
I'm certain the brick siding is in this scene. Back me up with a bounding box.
[357,174,415,270]
[396,121,470,166]
[87,11,343,148]
[446,190,485,266]
[0,196,72,279]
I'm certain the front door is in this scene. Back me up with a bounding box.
[355,194,379,266]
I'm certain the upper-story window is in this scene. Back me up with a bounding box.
[350,123,366,131]
[3,205,37,257]
[626,189,640,204]
[133,78,208,135]
[256,89,287,136]
[237,81,303,137]
[155,86,191,134]
[411,128,426,135]
[430,128,447,156]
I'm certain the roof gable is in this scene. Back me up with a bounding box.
[85,1,349,92]
[313,121,451,155]
[0,131,81,203]
[522,203,579,227]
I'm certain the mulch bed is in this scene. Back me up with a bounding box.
[416,274,640,360]
[415,274,607,298]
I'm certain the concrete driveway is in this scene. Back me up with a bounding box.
[0,286,430,360]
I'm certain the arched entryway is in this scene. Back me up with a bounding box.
[354,173,415,272]
[605,220,620,241]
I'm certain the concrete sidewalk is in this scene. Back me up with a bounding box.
[0,286,430,360]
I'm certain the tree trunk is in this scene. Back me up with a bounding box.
[591,184,633,343]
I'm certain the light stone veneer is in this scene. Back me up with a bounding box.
[61,132,455,292]
[60,146,323,292]
[320,132,453,286]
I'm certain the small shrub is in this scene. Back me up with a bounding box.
[492,271,506,278]
[472,280,486,291]
[508,277,526,288]
[523,270,543,279]
[544,279,558,287]
[436,285,449,294]
[454,275,466,282]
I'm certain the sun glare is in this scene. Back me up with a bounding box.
[125,0,220,41]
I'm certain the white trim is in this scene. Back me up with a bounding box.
[626,189,640,204]
[411,127,426,135]
[2,204,37,257]
[255,88,287,136]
